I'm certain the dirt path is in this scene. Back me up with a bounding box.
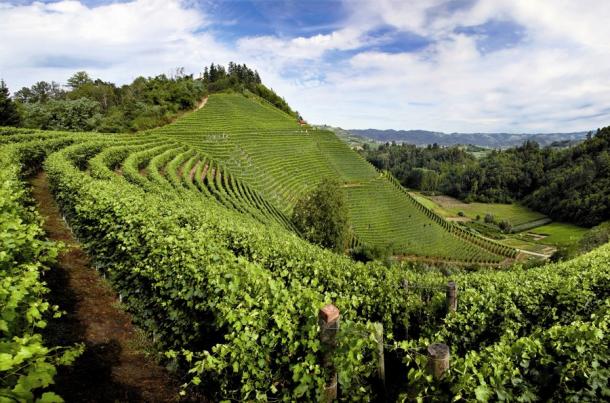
[196,96,208,110]
[516,248,553,259]
[30,172,181,402]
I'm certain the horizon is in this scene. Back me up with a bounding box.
[1,0,610,133]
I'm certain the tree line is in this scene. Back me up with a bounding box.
[361,130,610,227]
[201,62,296,117]
[0,62,296,132]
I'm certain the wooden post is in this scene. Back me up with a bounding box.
[373,322,386,400]
[402,279,409,293]
[446,281,457,312]
[319,304,339,402]
[427,343,450,380]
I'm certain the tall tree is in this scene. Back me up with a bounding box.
[67,71,93,89]
[0,80,21,126]
[292,178,351,252]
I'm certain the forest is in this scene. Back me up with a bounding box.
[361,130,610,227]
[0,62,294,133]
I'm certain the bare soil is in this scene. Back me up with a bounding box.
[31,172,182,403]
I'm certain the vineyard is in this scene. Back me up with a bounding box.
[1,93,608,401]
[154,93,515,263]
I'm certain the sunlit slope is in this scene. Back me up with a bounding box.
[154,93,514,262]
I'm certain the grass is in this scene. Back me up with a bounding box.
[411,191,591,256]
[414,193,547,226]
[499,237,556,255]
[529,222,589,247]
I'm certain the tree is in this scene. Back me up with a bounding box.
[292,178,351,252]
[0,80,21,126]
[14,81,64,103]
[67,71,92,89]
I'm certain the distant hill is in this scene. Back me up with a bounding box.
[347,128,590,148]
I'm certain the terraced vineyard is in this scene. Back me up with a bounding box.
[2,126,608,401]
[153,93,516,263]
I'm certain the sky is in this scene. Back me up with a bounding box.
[1,0,610,133]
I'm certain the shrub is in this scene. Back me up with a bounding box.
[484,213,495,224]
[292,178,351,252]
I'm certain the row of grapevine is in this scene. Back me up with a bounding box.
[0,138,83,402]
[1,130,608,400]
[382,170,517,259]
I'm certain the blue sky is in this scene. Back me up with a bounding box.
[1,0,610,133]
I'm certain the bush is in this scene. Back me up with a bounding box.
[292,178,350,252]
[579,221,610,253]
[498,219,512,233]
[350,243,391,263]
[484,213,495,224]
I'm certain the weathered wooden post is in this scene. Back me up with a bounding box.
[319,304,339,401]
[373,322,386,400]
[427,343,450,379]
[446,281,457,312]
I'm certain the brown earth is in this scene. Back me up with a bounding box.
[30,172,182,403]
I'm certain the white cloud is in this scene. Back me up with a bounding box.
[271,0,610,132]
[1,0,610,133]
[0,0,235,89]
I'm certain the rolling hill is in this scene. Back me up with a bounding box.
[153,92,516,263]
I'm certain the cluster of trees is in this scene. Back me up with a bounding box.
[363,130,610,227]
[201,62,296,117]
[1,70,206,132]
[361,142,476,191]
[0,62,297,132]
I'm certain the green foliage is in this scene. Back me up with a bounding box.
[484,213,495,224]
[367,133,610,227]
[1,123,608,400]
[0,80,21,127]
[580,221,610,253]
[14,81,65,104]
[292,178,351,252]
[66,71,93,89]
[498,219,512,233]
[349,243,392,264]
[12,72,207,133]
[0,142,83,402]
[21,98,102,131]
[200,62,295,117]
[156,94,513,262]
[361,142,475,192]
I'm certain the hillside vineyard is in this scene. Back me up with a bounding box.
[154,93,515,263]
[1,93,607,401]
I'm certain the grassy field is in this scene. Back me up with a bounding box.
[528,222,589,247]
[414,193,547,226]
[411,192,591,254]
[499,237,556,255]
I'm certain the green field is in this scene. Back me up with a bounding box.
[529,222,589,247]
[410,192,590,253]
[421,194,547,226]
